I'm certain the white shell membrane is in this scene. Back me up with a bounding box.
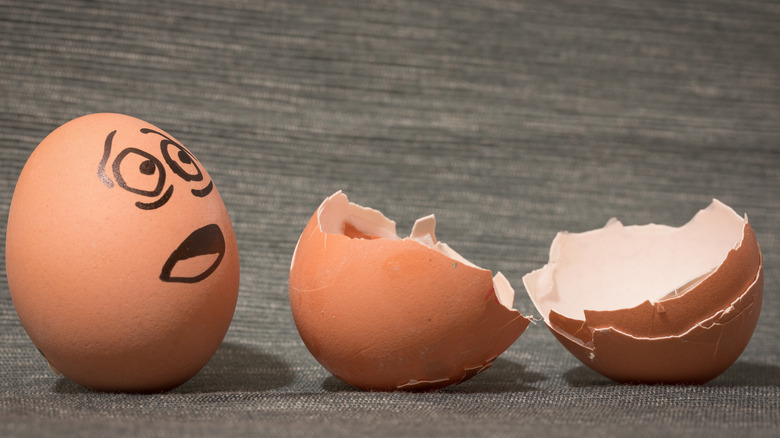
[313,191,516,310]
[523,199,747,321]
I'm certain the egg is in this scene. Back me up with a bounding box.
[5,113,240,392]
[289,191,531,391]
[523,199,762,384]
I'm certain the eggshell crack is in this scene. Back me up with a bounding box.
[523,199,762,384]
[289,191,531,391]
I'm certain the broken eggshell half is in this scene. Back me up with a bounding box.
[289,191,532,391]
[523,199,762,384]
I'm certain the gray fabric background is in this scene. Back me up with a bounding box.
[1,0,778,436]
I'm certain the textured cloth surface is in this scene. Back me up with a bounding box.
[1,1,779,437]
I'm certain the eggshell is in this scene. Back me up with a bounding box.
[289,191,531,391]
[523,199,762,384]
[5,113,240,392]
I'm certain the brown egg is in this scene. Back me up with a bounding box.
[5,113,240,392]
[523,199,762,384]
[289,191,531,391]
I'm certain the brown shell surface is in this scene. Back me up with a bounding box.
[546,222,763,384]
[5,113,240,392]
[289,207,530,391]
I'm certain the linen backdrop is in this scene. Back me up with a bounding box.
[1,1,778,437]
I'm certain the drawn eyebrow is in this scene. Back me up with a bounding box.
[139,127,169,140]
[98,130,116,188]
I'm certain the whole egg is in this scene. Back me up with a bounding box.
[5,113,240,392]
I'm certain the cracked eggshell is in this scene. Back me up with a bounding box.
[289,191,531,391]
[5,113,240,392]
[523,199,762,384]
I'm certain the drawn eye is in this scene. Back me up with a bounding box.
[162,140,203,182]
[140,127,214,199]
[112,148,166,197]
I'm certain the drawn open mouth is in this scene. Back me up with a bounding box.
[160,224,226,283]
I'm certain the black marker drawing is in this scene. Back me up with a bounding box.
[97,128,225,284]
[97,128,214,210]
[97,131,116,188]
[141,128,214,198]
[160,224,226,283]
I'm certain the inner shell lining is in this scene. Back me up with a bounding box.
[531,200,746,320]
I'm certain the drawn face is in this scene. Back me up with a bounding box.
[97,128,225,284]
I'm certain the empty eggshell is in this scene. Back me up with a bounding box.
[523,199,762,384]
[289,191,532,391]
[5,113,240,392]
